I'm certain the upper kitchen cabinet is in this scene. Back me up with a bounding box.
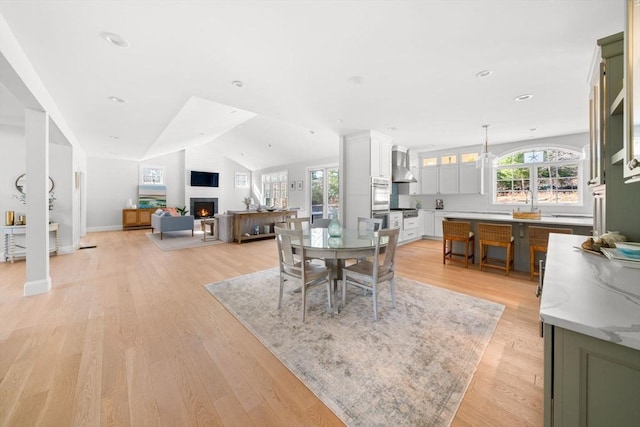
[370,134,392,179]
[419,152,481,195]
[459,152,482,194]
[624,0,640,182]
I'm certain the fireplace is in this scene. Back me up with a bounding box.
[190,198,218,219]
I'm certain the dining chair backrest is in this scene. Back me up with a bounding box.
[376,228,400,274]
[286,217,311,232]
[274,226,304,274]
[311,218,332,228]
[358,217,383,234]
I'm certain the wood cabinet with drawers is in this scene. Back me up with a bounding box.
[122,208,156,230]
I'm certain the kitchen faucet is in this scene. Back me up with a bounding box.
[525,189,536,212]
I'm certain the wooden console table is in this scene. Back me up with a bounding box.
[2,222,59,263]
[233,210,297,243]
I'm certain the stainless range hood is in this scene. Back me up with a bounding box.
[392,149,417,183]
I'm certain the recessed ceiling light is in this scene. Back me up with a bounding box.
[232,80,244,88]
[387,126,398,131]
[267,144,272,148]
[100,32,129,48]
[336,119,343,124]
[347,76,364,85]
[476,70,492,78]
[108,96,126,103]
[514,94,534,102]
[530,128,537,131]
[309,130,315,135]
[109,135,120,140]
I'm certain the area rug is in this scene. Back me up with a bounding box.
[145,230,225,251]
[204,268,504,426]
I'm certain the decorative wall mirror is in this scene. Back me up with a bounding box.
[15,173,55,195]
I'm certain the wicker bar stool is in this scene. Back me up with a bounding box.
[478,223,515,275]
[442,221,474,267]
[529,226,573,280]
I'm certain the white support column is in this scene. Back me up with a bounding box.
[24,108,51,296]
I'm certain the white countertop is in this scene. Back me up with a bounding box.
[442,211,593,227]
[540,234,640,351]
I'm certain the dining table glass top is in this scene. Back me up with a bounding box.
[302,228,388,250]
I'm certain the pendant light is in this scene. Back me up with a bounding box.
[476,124,498,168]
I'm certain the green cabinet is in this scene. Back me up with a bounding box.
[544,324,640,426]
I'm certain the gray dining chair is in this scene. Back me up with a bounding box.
[341,228,400,321]
[311,218,332,228]
[357,217,383,234]
[286,217,311,232]
[274,226,333,321]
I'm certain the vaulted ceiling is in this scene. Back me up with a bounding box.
[0,1,625,170]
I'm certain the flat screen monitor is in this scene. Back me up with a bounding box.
[190,170,219,187]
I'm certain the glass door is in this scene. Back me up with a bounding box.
[309,167,339,221]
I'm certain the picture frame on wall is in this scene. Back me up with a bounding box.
[140,165,164,185]
[296,180,303,191]
[290,181,296,191]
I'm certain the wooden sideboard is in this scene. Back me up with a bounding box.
[122,208,156,230]
[233,210,297,243]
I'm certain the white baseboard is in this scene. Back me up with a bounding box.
[24,277,52,296]
[86,225,123,233]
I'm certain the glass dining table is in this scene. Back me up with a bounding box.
[292,228,389,313]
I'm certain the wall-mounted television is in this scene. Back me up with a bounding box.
[190,170,219,187]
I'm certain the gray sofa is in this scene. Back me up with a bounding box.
[151,213,195,239]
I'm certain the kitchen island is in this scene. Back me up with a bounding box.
[540,233,640,426]
[441,211,593,272]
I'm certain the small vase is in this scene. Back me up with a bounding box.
[328,212,342,237]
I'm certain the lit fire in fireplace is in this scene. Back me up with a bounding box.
[199,209,209,218]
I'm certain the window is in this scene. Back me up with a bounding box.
[495,147,582,205]
[422,157,437,167]
[235,172,249,188]
[309,167,339,220]
[460,152,478,163]
[262,171,288,208]
[440,154,457,165]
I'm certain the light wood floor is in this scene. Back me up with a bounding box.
[0,231,544,426]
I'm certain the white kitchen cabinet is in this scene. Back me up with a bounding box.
[434,211,446,238]
[408,152,420,195]
[401,217,419,243]
[420,166,438,194]
[389,212,403,230]
[419,159,458,195]
[421,210,434,237]
[371,136,392,179]
[342,131,393,229]
[438,165,458,194]
[459,162,481,194]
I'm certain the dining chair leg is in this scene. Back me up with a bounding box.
[278,276,284,309]
[301,284,307,322]
[372,284,378,321]
[505,245,511,276]
[442,239,447,264]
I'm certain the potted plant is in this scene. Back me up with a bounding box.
[176,206,189,216]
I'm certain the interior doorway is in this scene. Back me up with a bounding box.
[309,166,339,222]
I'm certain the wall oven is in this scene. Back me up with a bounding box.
[371,177,391,212]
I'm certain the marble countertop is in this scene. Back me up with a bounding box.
[442,211,593,227]
[540,234,640,351]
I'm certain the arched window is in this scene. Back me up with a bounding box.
[494,147,582,205]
